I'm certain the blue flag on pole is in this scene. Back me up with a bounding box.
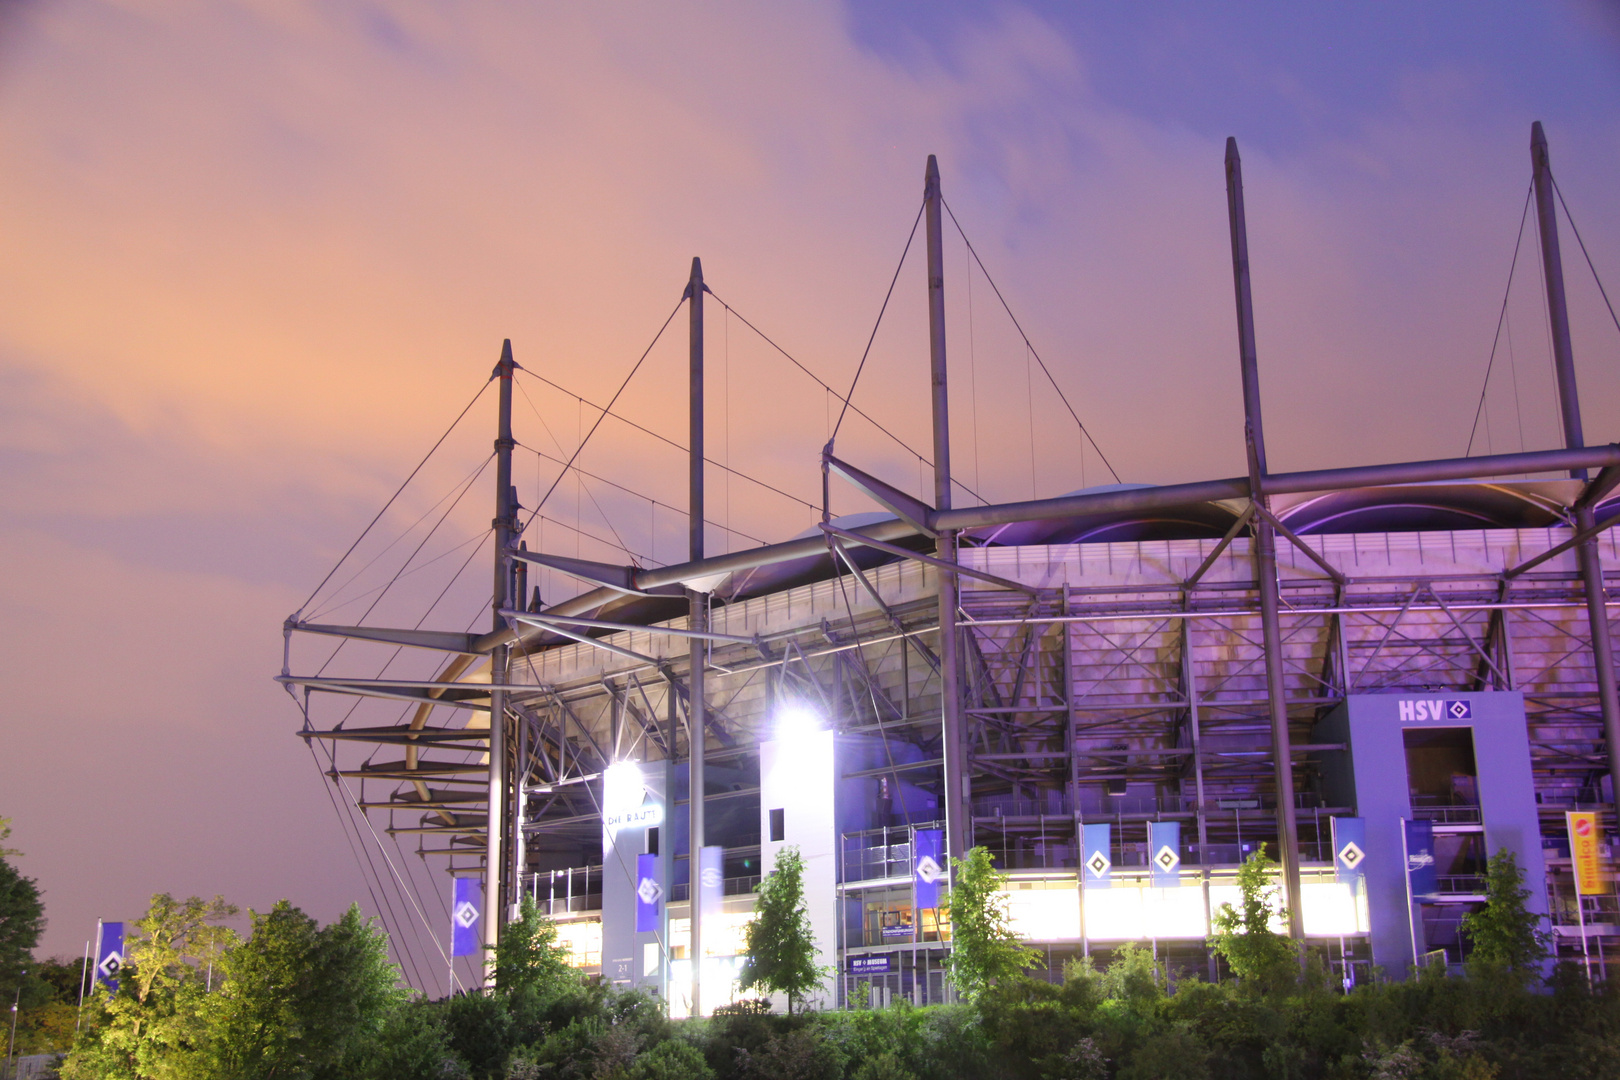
[95,921,124,993]
[1331,817,1367,887]
[1403,819,1438,901]
[913,829,945,909]
[451,877,482,958]
[635,852,662,933]
[1082,824,1112,889]
[1149,821,1181,887]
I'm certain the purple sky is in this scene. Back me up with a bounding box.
[2,2,1618,991]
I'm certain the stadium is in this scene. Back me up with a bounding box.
[281,128,1618,1012]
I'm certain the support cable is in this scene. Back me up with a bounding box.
[516,368,818,512]
[296,379,491,618]
[517,298,685,536]
[317,740,458,992]
[513,380,640,564]
[831,199,926,443]
[516,441,769,548]
[710,289,987,506]
[1466,182,1536,457]
[314,456,495,677]
[309,454,496,623]
[941,197,1122,484]
[304,740,435,993]
[1552,175,1620,338]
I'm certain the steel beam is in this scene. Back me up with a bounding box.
[1226,136,1304,938]
[1532,121,1620,822]
[925,154,969,868]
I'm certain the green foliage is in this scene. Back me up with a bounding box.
[492,898,577,997]
[63,892,238,1080]
[740,846,825,1013]
[1208,844,1296,984]
[941,847,1039,1002]
[207,901,405,1079]
[0,845,45,1001]
[1461,848,1549,975]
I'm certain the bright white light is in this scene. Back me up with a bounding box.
[774,702,822,740]
[602,760,646,831]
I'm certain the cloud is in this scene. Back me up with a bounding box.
[3,1,1618,971]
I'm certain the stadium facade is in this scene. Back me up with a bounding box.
[285,128,1619,1010]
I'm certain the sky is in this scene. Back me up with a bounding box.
[2,1,1619,990]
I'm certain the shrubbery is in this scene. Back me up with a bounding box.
[29,848,1620,1079]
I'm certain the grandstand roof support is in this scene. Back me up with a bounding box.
[485,339,518,984]
[686,255,709,1015]
[926,154,969,868]
[1532,120,1620,822]
[1226,136,1305,939]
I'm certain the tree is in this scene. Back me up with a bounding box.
[739,845,824,1013]
[207,901,405,1080]
[61,892,238,1080]
[492,898,576,996]
[1461,847,1549,975]
[942,846,1038,1002]
[1208,845,1295,983]
[0,848,45,1001]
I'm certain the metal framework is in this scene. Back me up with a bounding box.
[282,127,1620,999]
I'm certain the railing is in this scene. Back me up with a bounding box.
[1435,874,1486,896]
[1412,804,1482,825]
[670,875,759,902]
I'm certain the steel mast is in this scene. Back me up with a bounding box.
[924,156,968,867]
[1530,121,1620,820]
[485,339,518,985]
[1224,139,1305,938]
[686,257,709,1015]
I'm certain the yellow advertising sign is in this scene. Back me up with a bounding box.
[1566,811,1603,897]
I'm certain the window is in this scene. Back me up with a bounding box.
[1403,727,1478,809]
[769,808,785,842]
[646,827,659,856]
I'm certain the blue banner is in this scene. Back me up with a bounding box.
[451,877,482,958]
[635,852,662,933]
[698,845,724,923]
[95,921,124,993]
[1082,823,1112,889]
[1403,819,1438,901]
[1331,817,1367,887]
[913,829,945,909]
[1149,821,1181,887]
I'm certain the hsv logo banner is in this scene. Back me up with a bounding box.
[1082,823,1112,889]
[913,829,945,910]
[451,877,482,958]
[698,845,725,923]
[1148,821,1181,888]
[1331,817,1367,886]
[95,921,125,993]
[1397,698,1472,723]
[1567,811,1603,897]
[635,852,663,933]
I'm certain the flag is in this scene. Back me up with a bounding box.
[1149,821,1181,887]
[1402,819,1438,901]
[913,829,945,909]
[1082,824,1112,889]
[698,845,724,924]
[451,877,482,958]
[1331,817,1367,887]
[635,852,662,933]
[1567,811,1602,897]
[95,921,125,993]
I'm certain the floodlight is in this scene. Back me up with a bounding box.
[774,701,822,740]
[603,760,645,821]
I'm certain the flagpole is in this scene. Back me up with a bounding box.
[75,936,90,1033]
[1401,824,1418,972]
